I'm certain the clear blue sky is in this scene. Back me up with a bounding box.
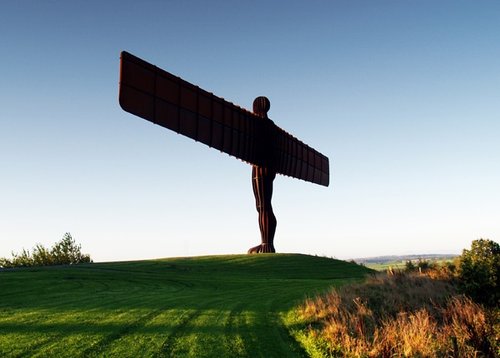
[1,1,499,262]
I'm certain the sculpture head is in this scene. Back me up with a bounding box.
[253,96,270,119]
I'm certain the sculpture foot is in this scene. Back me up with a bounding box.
[247,243,275,254]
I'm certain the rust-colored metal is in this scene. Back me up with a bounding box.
[248,97,277,253]
[118,51,330,253]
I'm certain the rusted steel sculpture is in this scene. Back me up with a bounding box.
[118,51,329,253]
[248,97,278,253]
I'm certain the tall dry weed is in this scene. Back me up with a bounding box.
[440,296,495,356]
[298,271,498,357]
[374,309,438,357]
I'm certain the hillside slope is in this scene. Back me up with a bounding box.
[0,254,371,357]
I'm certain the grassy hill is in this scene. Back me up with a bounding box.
[0,254,371,357]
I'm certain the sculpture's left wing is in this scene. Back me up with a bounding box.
[272,128,329,186]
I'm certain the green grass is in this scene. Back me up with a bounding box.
[0,254,371,357]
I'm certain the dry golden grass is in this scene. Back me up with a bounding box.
[298,271,498,357]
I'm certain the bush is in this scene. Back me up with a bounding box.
[0,233,92,268]
[458,239,499,306]
[405,260,416,271]
[11,248,34,268]
[404,258,439,273]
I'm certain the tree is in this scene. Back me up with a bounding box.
[50,233,91,265]
[11,248,33,267]
[0,233,92,268]
[32,243,53,266]
[458,239,499,306]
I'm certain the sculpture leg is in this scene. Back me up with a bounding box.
[248,166,277,254]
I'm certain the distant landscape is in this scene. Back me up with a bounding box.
[352,254,458,270]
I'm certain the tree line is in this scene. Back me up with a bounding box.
[0,233,92,268]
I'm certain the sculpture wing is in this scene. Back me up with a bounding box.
[119,51,329,186]
[272,128,329,186]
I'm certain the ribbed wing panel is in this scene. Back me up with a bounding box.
[119,51,260,165]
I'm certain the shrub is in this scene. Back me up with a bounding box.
[0,258,11,268]
[404,258,440,274]
[458,239,499,306]
[404,260,416,271]
[0,233,92,268]
[10,248,34,267]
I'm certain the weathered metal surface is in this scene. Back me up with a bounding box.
[119,51,329,186]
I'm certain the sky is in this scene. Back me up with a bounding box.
[1,1,499,262]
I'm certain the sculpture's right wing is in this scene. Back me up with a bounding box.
[119,51,262,166]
